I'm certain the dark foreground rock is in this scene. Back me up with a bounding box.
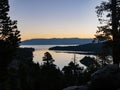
[63,65,120,90]
[90,64,120,90]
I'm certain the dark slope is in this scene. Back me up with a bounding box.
[49,43,103,53]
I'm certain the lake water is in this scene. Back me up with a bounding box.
[20,45,92,69]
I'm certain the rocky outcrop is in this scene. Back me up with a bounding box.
[90,64,120,90]
[63,65,120,90]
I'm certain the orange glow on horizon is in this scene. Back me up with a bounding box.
[21,33,94,41]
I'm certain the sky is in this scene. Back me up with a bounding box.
[9,0,104,41]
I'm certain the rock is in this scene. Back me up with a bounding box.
[91,64,119,78]
[62,86,89,90]
[90,64,120,90]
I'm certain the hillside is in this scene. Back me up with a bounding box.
[49,43,103,54]
[21,38,93,45]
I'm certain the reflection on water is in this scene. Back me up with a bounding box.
[20,45,89,69]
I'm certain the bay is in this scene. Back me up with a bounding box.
[20,45,90,69]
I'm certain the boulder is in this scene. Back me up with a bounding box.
[90,64,120,90]
[63,65,120,90]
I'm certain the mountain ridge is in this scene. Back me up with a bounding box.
[21,38,93,45]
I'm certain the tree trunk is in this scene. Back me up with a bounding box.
[111,0,120,65]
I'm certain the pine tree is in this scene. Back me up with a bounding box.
[0,0,21,67]
[95,0,120,65]
[0,1,21,89]
[43,52,54,65]
[0,0,21,48]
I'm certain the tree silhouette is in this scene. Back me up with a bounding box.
[62,61,83,86]
[0,1,21,89]
[41,52,63,90]
[42,52,55,65]
[0,0,21,67]
[95,0,120,65]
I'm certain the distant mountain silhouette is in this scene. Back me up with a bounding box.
[21,38,93,45]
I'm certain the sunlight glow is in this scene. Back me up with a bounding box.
[9,0,102,40]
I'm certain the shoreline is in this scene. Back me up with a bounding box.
[51,50,98,55]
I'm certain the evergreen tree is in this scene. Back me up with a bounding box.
[42,52,55,65]
[41,52,63,90]
[95,0,120,65]
[0,1,20,89]
[0,0,21,67]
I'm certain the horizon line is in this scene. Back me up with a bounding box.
[22,37,93,41]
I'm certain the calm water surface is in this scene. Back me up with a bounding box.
[21,45,90,69]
